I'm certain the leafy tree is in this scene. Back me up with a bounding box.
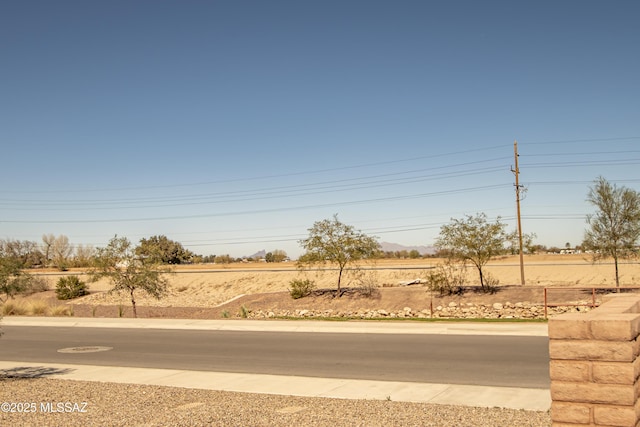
[135,235,194,265]
[0,258,34,303]
[583,177,640,287]
[215,254,233,264]
[298,215,380,295]
[266,249,288,263]
[435,213,510,291]
[90,236,171,318]
[506,231,537,255]
[201,254,216,263]
[409,249,421,259]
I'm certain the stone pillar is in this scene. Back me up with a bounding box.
[548,294,640,427]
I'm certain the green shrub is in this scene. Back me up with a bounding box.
[239,305,249,318]
[55,276,88,300]
[425,262,466,296]
[289,279,315,299]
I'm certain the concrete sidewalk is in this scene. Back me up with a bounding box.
[2,316,549,336]
[1,317,551,411]
[0,361,551,411]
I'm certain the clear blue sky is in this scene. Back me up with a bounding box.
[1,1,639,258]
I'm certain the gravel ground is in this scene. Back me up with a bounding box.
[0,377,550,427]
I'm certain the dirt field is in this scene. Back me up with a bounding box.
[6,254,638,319]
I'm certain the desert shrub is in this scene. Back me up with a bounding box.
[27,300,49,315]
[55,276,88,300]
[355,272,380,298]
[50,305,73,316]
[482,272,500,294]
[22,276,50,296]
[425,262,466,296]
[239,305,249,318]
[2,301,28,315]
[289,279,316,299]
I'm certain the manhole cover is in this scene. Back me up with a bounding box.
[57,346,113,354]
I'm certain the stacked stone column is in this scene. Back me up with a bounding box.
[549,295,640,426]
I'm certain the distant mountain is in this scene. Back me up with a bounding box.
[247,249,267,259]
[380,242,435,255]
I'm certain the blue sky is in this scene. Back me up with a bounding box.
[1,1,639,258]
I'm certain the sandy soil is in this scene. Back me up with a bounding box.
[9,255,638,319]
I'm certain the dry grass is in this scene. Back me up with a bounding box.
[1,301,29,315]
[49,305,73,316]
[26,300,49,315]
[1,299,74,316]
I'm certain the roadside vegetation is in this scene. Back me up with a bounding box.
[0,176,639,323]
[89,236,172,318]
[435,212,509,293]
[55,276,88,300]
[297,214,380,296]
[583,177,640,288]
[1,299,73,316]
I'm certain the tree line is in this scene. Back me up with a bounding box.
[296,177,640,294]
[0,234,291,270]
[2,176,639,319]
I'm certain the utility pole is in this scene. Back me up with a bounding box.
[512,140,525,285]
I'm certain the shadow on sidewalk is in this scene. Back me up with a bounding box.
[0,366,74,379]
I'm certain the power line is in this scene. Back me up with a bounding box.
[520,136,640,146]
[0,144,510,195]
[0,166,509,211]
[0,183,511,224]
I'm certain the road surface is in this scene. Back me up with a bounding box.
[0,326,549,388]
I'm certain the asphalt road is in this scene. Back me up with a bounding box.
[0,326,549,388]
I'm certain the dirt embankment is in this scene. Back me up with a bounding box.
[6,255,637,320]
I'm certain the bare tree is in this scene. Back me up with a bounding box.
[52,235,73,270]
[42,234,56,266]
[583,177,640,287]
[1,239,43,268]
[74,244,95,267]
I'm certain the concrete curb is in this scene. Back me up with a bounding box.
[0,361,551,411]
[1,317,549,336]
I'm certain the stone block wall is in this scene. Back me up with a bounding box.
[549,294,640,427]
